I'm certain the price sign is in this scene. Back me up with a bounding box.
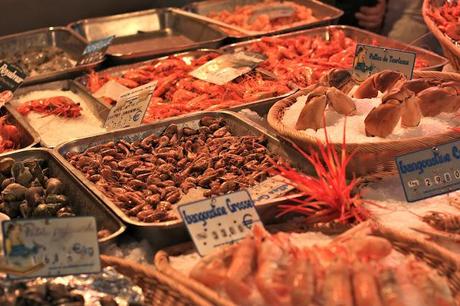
[2,217,100,278]
[78,36,115,65]
[104,81,156,131]
[189,51,266,85]
[352,44,416,82]
[178,190,263,256]
[396,140,460,202]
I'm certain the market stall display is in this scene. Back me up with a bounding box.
[423,0,460,71]
[182,0,343,40]
[222,26,447,88]
[79,50,295,123]
[0,27,103,85]
[0,149,125,243]
[8,80,108,148]
[268,70,460,176]
[68,8,227,63]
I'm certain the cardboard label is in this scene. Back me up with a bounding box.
[78,36,115,65]
[352,44,416,82]
[396,140,460,202]
[189,52,266,85]
[249,175,294,202]
[248,5,295,23]
[2,217,100,278]
[104,81,156,131]
[0,61,27,93]
[94,79,130,102]
[178,190,263,256]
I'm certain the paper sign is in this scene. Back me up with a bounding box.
[396,140,460,202]
[352,44,416,82]
[189,52,266,85]
[94,79,130,102]
[2,217,100,278]
[249,175,295,202]
[0,61,27,92]
[248,4,295,23]
[78,36,115,65]
[104,81,156,131]
[178,190,263,256]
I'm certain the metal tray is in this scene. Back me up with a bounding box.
[54,111,310,248]
[221,25,449,71]
[0,106,40,156]
[68,8,227,64]
[75,49,298,122]
[0,27,104,85]
[181,0,343,41]
[6,80,109,148]
[0,148,126,244]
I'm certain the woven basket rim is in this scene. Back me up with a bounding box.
[267,70,460,151]
[422,0,460,62]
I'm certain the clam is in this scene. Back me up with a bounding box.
[1,178,14,190]
[45,194,68,205]
[46,178,64,195]
[32,203,54,217]
[19,200,31,218]
[0,157,14,175]
[25,186,45,207]
[11,162,33,187]
[2,183,27,202]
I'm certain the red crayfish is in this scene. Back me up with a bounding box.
[17,96,82,118]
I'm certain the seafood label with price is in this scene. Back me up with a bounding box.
[1,217,100,279]
[178,190,263,256]
[189,51,266,85]
[352,44,416,82]
[104,81,157,131]
[396,140,460,202]
[77,36,115,65]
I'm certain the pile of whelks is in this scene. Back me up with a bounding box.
[296,69,460,138]
[190,224,459,306]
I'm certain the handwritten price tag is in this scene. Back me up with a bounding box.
[104,81,156,131]
[78,36,115,65]
[2,217,100,278]
[178,190,263,256]
[352,44,416,82]
[396,140,460,202]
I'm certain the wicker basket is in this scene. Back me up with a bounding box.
[423,0,460,71]
[267,70,460,177]
[154,222,460,305]
[100,255,215,306]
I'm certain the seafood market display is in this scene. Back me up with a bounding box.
[85,52,291,123]
[206,1,318,33]
[282,69,460,141]
[0,115,21,154]
[1,46,75,77]
[426,1,460,42]
[0,267,144,305]
[65,116,281,223]
[189,225,458,306]
[11,89,105,147]
[0,157,77,219]
[236,29,429,88]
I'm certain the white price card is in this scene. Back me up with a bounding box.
[104,81,157,131]
[2,217,100,279]
[189,52,266,85]
[352,44,416,82]
[178,190,263,256]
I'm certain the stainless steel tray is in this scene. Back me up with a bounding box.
[181,0,343,41]
[54,111,310,248]
[0,148,126,244]
[68,8,227,63]
[221,25,449,71]
[0,27,104,85]
[0,106,40,156]
[6,80,109,148]
[75,49,298,122]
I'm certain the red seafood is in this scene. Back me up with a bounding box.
[17,96,82,118]
[427,1,460,41]
[0,115,20,153]
[207,1,317,33]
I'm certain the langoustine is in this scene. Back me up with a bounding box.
[426,1,460,42]
[0,115,21,153]
[190,225,457,306]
